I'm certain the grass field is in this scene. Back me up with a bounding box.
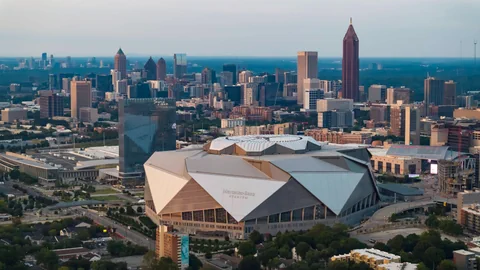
[94,195,123,201]
[93,188,119,195]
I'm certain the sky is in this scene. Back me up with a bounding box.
[0,0,479,57]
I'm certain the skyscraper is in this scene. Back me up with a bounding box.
[71,81,92,120]
[96,74,113,92]
[368,85,387,103]
[223,64,237,84]
[444,80,457,106]
[424,77,445,115]
[173,53,187,79]
[157,58,167,81]
[297,51,318,105]
[114,48,127,79]
[144,57,157,81]
[39,90,64,119]
[201,67,216,84]
[342,18,360,102]
[118,98,176,185]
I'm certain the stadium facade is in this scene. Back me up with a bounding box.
[144,135,380,239]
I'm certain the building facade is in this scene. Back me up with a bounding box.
[70,81,92,120]
[342,19,360,102]
[114,48,127,79]
[297,51,318,105]
[174,54,187,79]
[39,90,64,119]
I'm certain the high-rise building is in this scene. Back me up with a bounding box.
[368,85,387,103]
[70,81,92,120]
[342,18,360,101]
[39,90,64,119]
[297,51,318,105]
[275,68,285,84]
[444,80,457,106]
[114,48,127,79]
[118,98,176,185]
[304,89,323,111]
[96,74,113,92]
[173,53,187,79]
[386,87,412,105]
[144,57,157,81]
[239,70,253,84]
[128,82,152,99]
[62,78,72,93]
[224,86,241,104]
[1,108,27,123]
[201,67,216,84]
[156,225,189,268]
[405,106,420,145]
[220,71,234,86]
[116,79,128,95]
[319,80,332,93]
[42,52,47,62]
[457,95,474,109]
[48,74,58,90]
[317,98,353,112]
[284,72,297,84]
[157,58,167,81]
[223,64,237,84]
[424,77,445,114]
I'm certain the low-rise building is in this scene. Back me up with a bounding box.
[331,249,401,269]
[221,118,246,128]
[305,129,372,144]
[377,262,418,270]
[1,108,27,123]
[368,148,421,176]
[453,250,477,270]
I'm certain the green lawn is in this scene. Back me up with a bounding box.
[93,188,119,195]
[94,195,123,201]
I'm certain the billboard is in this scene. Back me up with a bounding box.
[180,235,189,269]
[430,164,438,175]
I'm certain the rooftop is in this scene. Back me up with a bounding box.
[378,262,418,270]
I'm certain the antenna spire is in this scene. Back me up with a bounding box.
[350,17,353,25]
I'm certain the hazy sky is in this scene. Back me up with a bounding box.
[0,0,479,57]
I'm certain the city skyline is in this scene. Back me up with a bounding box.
[0,0,479,57]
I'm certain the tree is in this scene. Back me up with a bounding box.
[238,256,261,270]
[413,241,432,261]
[387,235,405,252]
[9,169,20,180]
[425,215,440,228]
[142,251,177,270]
[279,245,292,259]
[137,206,143,213]
[126,205,135,215]
[295,242,311,260]
[238,241,256,257]
[107,241,125,256]
[423,247,446,269]
[205,252,212,259]
[258,246,279,267]
[437,260,457,270]
[188,254,203,270]
[119,207,125,214]
[373,242,390,252]
[249,230,264,244]
[35,248,59,270]
[327,260,349,270]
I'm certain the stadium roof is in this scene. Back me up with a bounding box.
[385,145,450,160]
[144,135,379,222]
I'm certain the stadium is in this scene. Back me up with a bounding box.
[144,135,380,239]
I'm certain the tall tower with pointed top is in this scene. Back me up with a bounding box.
[144,57,157,81]
[157,58,167,80]
[342,18,360,101]
[114,48,127,79]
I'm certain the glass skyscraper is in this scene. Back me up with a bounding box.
[119,98,176,184]
[173,53,187,79]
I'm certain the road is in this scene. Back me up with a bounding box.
[79,208,155,250]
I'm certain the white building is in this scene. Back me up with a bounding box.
[239,71,253,84]
[317,99,353,112]
[221,118,246,128]
[115,79,128,95]
[368,85,387,103]
[319,80,333,93]
[303,89,323,111]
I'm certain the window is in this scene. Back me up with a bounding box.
[215,208,226,223]
[304,206,314,220]
[386,163,392,173]
[371,160,375,168]
[292,209,302,221]
[281,211,291,222]
[228,213,238,224]
[378,161,383,172]
[269,214,279,223]
[408,164,416,174]
[204,209,215,222]
[395,164,401,174]
[315,204,325,220]
[182,212,192,221]
[257,216,268,224]
[193,210,203,222]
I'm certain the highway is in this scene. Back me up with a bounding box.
[79,208,155,250]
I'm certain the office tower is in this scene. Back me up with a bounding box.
[39,90,64,119]
[48,74,58,90]
[275,68,285,84]
[283,83,297,97]
[368,84,387,103]
[62,78,72,93]
[387,87,412,105]
[9,84,21,92]
[66,56,72,68]
[144,57,157,81]
[157,58,167,81]
[239,70,253,84]
[173,53,187,79]
[201,67,216,84]
[369,104,390,123]
[405,106,420,145]
[444,80,457,106]
[249,76,266,83]
[457,95,474,109]
[116,79,128,95]
[1,108,27,123]
[111,69,121,86]
[96,74,113,92]
[114,48,127,79]
[49,54,54,67]
[297,51,318,105]
[70,81,92,120]
[342,18,360,101]
[224,86,241,104]
[128,82,151,99]
[317,98,353,112]
[304,89,323,111]
[284,71,297,84]
[317,99,354,128]
[223,64,237,84]
[319,80,332,93]
[118,98,176,184]
[244,83,259,106]
[424,77,445,115]
[41,52,47,62]
[220,71,234,86]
